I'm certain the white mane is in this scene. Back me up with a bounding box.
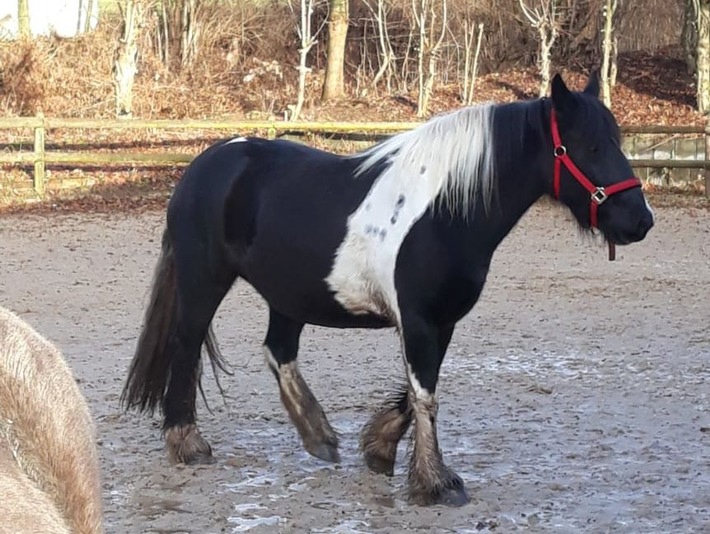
[355,103,496,215]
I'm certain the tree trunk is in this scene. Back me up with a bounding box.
[462,21,484,105]
[364,0,395,92]
[415,0,426,116]
[538,25,554,97]
[697,0,710,114]
[83,0,96,34]
[152,0,201,72]
[600,0,618,108]
[322,0,349,101]
[518,0,559,98]
[114,0,144,117]
[291,0,320,120]
[683,0,699,75]
[414,0,447,117]
[17,0,30,37]
[179,0,200,69]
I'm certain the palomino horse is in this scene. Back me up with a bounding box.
[0,306,102,533]
[122,73,654,506]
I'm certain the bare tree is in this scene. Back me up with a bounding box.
[461,19,485,105]
[600,0,618,108]
[289,0,327,120]
[696,0,710,114]
[114,0,145,117]
[362,0,396,92]
[153,0,203,71]
[518,0,560,97]
[413,0,448,117]
[322,0,349,101]
[83,0,96,33]
[683,0,698,74]
[18,0,30,37]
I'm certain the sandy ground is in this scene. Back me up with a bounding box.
[0,202,708,533]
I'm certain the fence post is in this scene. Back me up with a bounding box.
[33,112,46,198]
[705,118,710,198]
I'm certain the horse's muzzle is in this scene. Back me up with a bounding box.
[609,211,654,245]
[636,212,654,241]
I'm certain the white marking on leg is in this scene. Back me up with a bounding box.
[263,345,279,372]
[264,347,305,416]
[279,363,305,416]
[225,137,248,145]
[406,362,443,493]
[406,363,434,404]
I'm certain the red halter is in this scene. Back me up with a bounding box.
[550,109,641,228]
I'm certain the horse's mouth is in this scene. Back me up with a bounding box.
[605,233,634,246]
[601,213,654,246]
[603,226,652,246]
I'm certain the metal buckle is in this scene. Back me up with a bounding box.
[591,187,608,204]
[554,145,567,157]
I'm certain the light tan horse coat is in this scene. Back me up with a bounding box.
[0,306,102,534]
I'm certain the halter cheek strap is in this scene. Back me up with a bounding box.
[550,109,641,229]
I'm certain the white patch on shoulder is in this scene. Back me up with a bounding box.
[225,137,248,145]
[325,164,444,322]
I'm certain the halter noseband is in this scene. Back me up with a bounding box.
[550,108,641,229]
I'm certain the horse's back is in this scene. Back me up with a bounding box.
[169,137,354,255]
[0,306,102,534]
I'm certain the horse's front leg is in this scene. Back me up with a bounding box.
[400,317,469,506]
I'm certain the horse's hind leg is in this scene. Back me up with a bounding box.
[361,384,412,476]
[163,258,236,465]
[264,307,340,463]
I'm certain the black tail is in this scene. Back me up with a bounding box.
[121,229,231,415]
[121,229,179,414]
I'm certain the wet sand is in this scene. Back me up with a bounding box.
[0,203,708,533]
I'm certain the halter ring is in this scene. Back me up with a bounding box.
[554,145,567,157]
[591,187,608,204]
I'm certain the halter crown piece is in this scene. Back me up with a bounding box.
[549,108,642,260]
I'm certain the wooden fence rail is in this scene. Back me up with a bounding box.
[0,114,708,199]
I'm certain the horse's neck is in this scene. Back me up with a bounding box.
[482,100,554,246]
[459,100,550,259]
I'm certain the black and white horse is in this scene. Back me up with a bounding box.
[122,73,654,506]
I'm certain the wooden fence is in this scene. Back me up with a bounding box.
[0,114,708,198]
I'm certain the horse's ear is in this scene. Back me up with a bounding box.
[584,70,600,97]
[551,73,573,113]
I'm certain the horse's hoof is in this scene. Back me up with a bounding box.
[182,451,216,465]
[306,441,341,463]
[409,480,470,507]
[436,486,470,507]
[165,424,214,465]
[364,451,395,476]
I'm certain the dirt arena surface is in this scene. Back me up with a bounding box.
[0,202,708,533]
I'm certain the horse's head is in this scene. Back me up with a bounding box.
[549,73,654,245]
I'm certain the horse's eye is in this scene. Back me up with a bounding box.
[589,145,599,154]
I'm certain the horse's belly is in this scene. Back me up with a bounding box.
[243,271,393,329]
